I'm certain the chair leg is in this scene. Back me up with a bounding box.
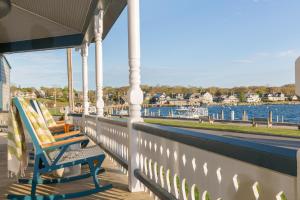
[31,157,40,196]
[87,156,112,194]
[8,157,112,199]
[18,168,105,184]
[88,160,101,189]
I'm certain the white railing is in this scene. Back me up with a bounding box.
[83,115,97,139]
[70,114,298,200]
[96,117,128,165]
[71,114,129,167]
[70,114,83,129]
[134,123,297,200]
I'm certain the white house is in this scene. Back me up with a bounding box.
[0,55,10,111]
[222,95,240,104]
[188,92,213,105]
[246,93,261,103]
[263,93,286,101]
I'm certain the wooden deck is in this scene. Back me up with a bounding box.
[0,134,152,200]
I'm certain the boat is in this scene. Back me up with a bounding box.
[116,109,129,116]
[173,106,208,119]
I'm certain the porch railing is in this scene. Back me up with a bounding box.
[70,114,298,200]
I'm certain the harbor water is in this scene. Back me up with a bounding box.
[141,104,300,123]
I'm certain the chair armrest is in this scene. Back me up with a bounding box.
[53,130,81,139]
[41,136,88,150]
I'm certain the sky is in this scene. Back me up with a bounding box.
[5,0,300,89]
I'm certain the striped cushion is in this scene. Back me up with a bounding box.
[19,98,55,145]
[7,104,28,177]
[38,101,57,127]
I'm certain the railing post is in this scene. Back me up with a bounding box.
[94,9,104,117]
[230,110,235,121]
[81,42,89,115]
[127,0,144,192]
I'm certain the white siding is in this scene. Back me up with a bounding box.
[0,56,10,111]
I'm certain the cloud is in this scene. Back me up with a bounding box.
[233,49,300,65]
[278,49,297,58]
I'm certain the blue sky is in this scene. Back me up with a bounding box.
[5,0,300,89]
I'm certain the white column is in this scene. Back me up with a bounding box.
[94,9,104,117]
[67,48,74,112]
[81,42,89,115]
[127,0,144,192]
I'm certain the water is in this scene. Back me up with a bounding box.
[141,104,300,123]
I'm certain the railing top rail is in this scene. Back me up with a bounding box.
[97,117,127,127]
[133,123,298,176]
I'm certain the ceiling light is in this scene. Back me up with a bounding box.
[0,0,11,19]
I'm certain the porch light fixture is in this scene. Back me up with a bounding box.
[0,0,11,19]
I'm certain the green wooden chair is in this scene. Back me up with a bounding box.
[7,97,112,199]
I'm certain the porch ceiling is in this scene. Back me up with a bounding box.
[0,0,127,53]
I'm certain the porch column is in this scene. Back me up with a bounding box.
[67,48,74,112]
[94,9,104,117]
[127,0,144,192]
[81,42,89,115]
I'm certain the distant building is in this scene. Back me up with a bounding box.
[263,93,286,102]
[25,92,37,99]
[76,91,83,101]
[12,90,37,99]
[168,99,188,106]
[222,95,239,104]
[188,92,213,105]
[143,92,152,101]
[246,93,261,103]
[214,95,227,103]
[0,55,10,111]
[119,95,128,105]
[36,89,46,98]
[150,93,168,104]
[289,95,298,101]
[175,93,184,100]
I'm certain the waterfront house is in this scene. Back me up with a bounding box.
[167,99,188,106]
[289,95,298,101]
[143,92,152,101]
[175,93,185,100]
[0,55,10,111]
[246,93,261,103]
[149,93,168,104]
[214,94,227,103]
[188,92,213,105]
[119,95,129,105]
[222,95,240,104]
[263,93,286,102]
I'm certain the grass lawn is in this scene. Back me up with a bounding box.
[144,118,300,138]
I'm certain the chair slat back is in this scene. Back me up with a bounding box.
[37,101,57,127]
[30,99,47,125]
[13,97,56,154]
[13,97,43,154]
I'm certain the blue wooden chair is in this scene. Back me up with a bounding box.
[7,97,112,199]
